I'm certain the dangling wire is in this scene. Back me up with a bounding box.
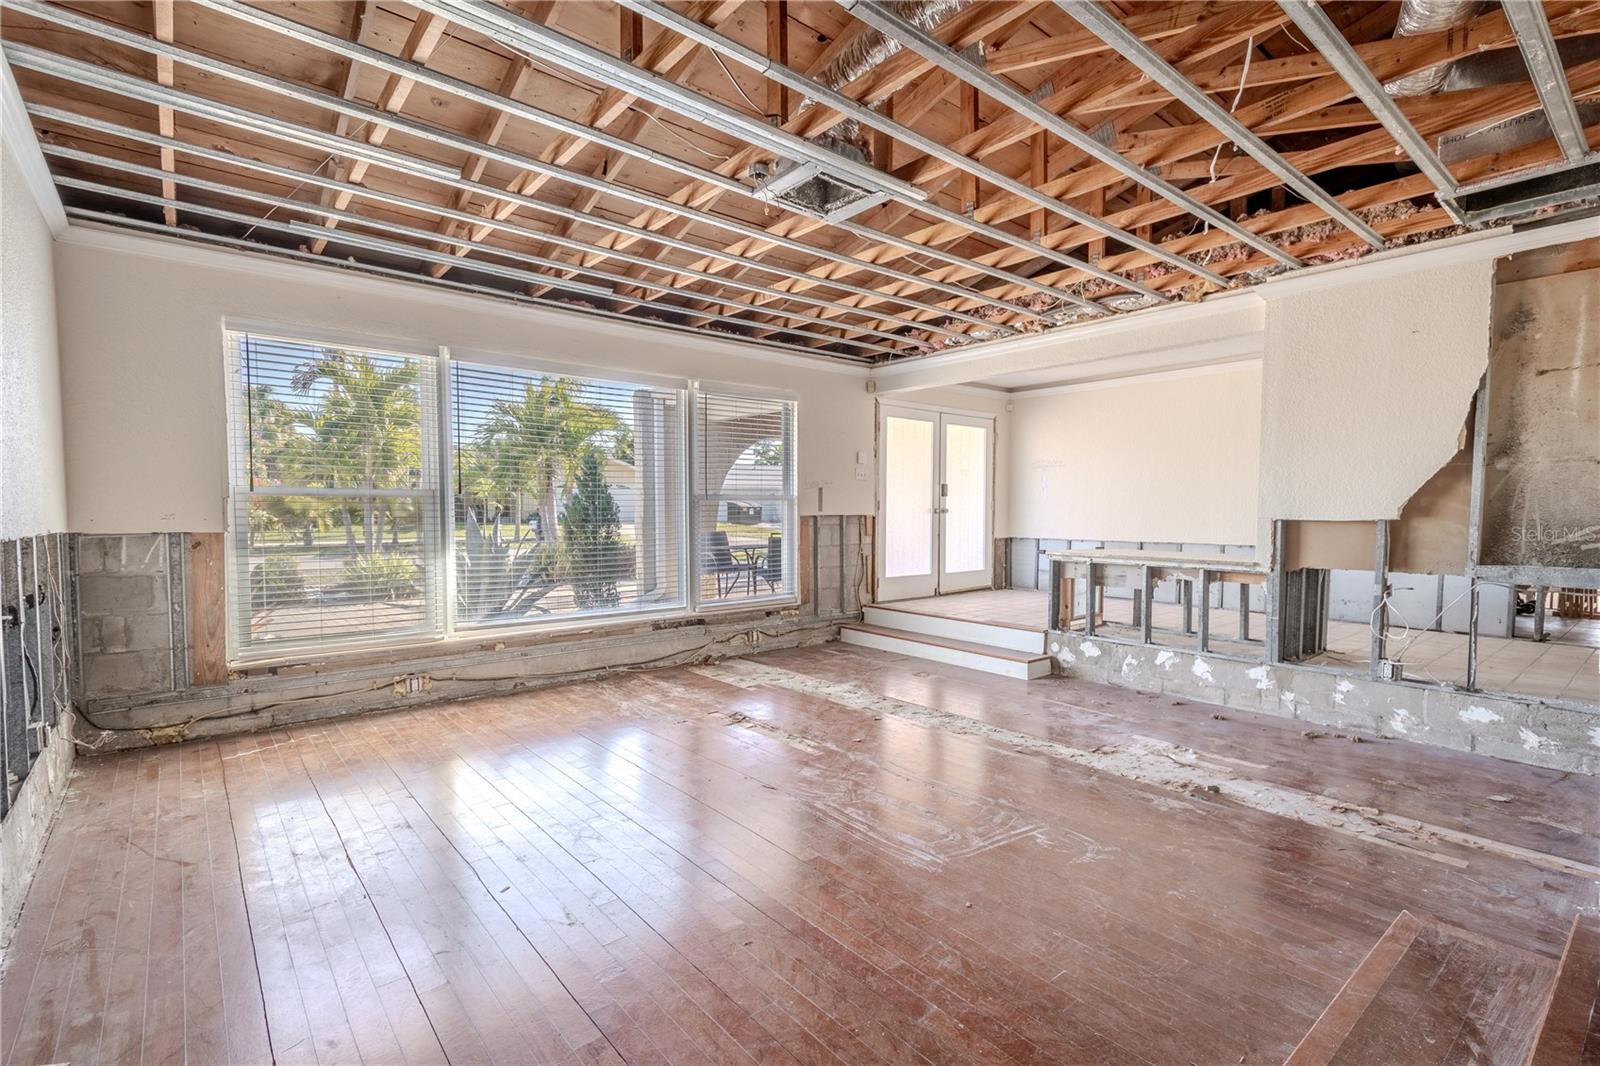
[1208,36,1255,186]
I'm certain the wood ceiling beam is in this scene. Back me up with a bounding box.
[1083,0,1599,116]
[865,0,1551,273]
[152,0,175,226]
[632,3,1048,332]
[707,44,1600,341]
[653,5,1263,339]
[559,1,1032,308]
[431,0,744,281]
[310,8,447,254]
[982,1,1239,74]
[893,3,1284,187]
[766,0,789,125]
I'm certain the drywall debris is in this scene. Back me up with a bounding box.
[1486,794,1514,803]
[1459,706,1504,724]
[1520,728,1561,753]
[692,660,1600,880]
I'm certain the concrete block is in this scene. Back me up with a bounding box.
[85,649,171,696]
[95,534,167,574]
[77,573,165,618]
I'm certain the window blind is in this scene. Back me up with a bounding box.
[693,392,797,605]
[450,361,687,628]
[225,331,443,655]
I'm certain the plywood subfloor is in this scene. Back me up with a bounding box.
[896,590,1599,703]
[4,644,1595,1066]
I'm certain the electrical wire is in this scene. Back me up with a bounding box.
[709,48,765,117]
[638,108,728,160]
[1208,35,1255,186]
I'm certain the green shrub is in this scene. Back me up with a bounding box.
[341,551,419,600]
[251,555,306,604]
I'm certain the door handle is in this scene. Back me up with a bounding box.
[932,507,949,514]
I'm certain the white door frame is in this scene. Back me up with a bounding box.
[875,404,994,602]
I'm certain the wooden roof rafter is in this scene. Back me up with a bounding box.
[2,0,1598,363]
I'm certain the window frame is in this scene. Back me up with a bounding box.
[440,348,692,634]
[689,384,801,613]
[223,329,801,665]
[223,327,446,662]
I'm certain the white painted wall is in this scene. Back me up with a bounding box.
[53,227,876,532]
[1255,256,1493,552]
[1007,363,1263,546]
[0,145,66,539]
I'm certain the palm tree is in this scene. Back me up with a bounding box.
[291,349,420,554]
[476,378,621,541]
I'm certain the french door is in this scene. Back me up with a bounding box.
[876,406,994,601]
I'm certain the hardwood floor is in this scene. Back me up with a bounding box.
[4,643,1596,1065]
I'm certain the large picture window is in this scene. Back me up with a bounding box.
[450,360,686,627]
[225,332,442,654]
[225,329,796,661]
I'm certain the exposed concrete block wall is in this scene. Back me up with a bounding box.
[76,534,180,697]
[72,518,868,751]
[1047,629,1600,774]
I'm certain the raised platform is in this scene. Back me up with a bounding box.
[840,591,1050,678]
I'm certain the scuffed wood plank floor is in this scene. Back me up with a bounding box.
[4,643,1596,1065]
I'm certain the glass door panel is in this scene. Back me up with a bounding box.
[877,409,939,600]
[938,415,993,592]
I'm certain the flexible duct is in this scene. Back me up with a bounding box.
[801,0,966,153]
[1383,0,1479,96]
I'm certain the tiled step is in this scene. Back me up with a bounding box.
[862,603,1047,654]
[839,622,1052,679]
[1285,910,1557,1066]
[1528,912,1600,1066]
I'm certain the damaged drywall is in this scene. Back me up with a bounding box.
[1255,257,1494,556]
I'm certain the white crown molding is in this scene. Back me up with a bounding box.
[1,52,66,237]
[57,221,874,377]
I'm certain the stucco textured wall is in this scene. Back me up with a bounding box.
[0,147,66,538]
[1256,258,1493,552]
[54,230,875,531]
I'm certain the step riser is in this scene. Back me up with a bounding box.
[862,605,1046,654]
[840,627,1052,679]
